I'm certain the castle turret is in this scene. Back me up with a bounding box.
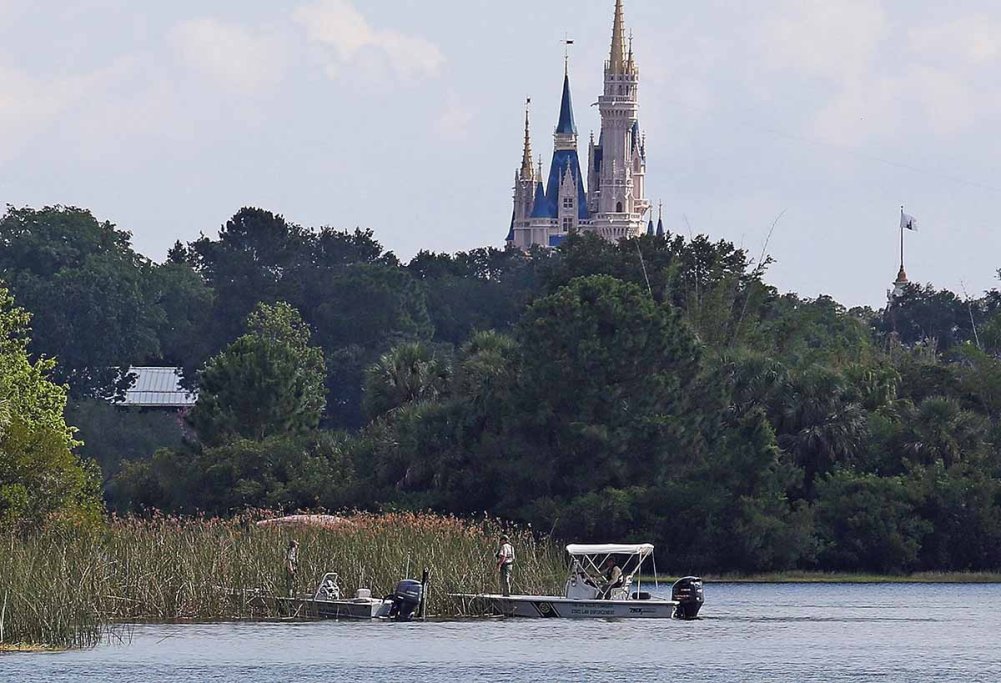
[508,101,540,247]
[542,63,589,235]
[504,0,654,249]
[888,264,909,301]
[587,0,648,242]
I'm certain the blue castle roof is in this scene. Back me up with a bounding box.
[506,209,515,242]
[529,181,549,218]
[556,71,576,136]
[543,149,589,220]
[519,66,590,223]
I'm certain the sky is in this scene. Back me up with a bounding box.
[1,0,1000,307]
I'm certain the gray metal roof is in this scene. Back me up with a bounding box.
[121,367,197,408]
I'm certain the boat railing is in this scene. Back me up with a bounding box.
[313,572,341,601]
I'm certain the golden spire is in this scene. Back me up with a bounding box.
[520,98,533,178]
[609,0,627,74]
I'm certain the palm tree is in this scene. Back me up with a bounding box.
[362,342,450,420]
[776,366,868,496]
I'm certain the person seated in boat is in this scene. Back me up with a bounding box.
[598,557,623,600]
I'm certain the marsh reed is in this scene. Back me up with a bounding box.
[0,512,565,649]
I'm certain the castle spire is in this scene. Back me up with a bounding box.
[609,0,627,74]
[555,65,576,136]
[520,98,534,179]
[656,201,664,237]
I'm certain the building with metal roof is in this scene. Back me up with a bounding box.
[119,367,197,409]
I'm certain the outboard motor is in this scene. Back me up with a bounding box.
[672,576,704,620]
[387,579,423,622]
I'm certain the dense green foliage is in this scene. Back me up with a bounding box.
[0,287,102,528]
[5,203,1001,574]
[189,301,326,445]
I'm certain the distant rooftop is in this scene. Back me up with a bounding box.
[120,367,196,408]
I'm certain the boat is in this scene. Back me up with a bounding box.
[253,572,427,621]
[454,543,703,620]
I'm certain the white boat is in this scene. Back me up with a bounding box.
[455,543,704,620]
[264,573,426,621]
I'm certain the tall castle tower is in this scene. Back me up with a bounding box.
[507,0,651,249]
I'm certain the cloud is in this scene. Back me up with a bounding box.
[435,91,474,141]
[909,16,1001,65]
[759,0,886,83]
[752,1,999,145]
[0,60,128,162]
[292,0,444,81]
[170,18,286,92]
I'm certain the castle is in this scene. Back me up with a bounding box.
[505,0,662,249]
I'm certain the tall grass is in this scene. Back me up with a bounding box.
[0,512,565,649]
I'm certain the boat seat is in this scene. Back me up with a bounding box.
[608,577,632,601]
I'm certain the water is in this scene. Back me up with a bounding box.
[4,583,1000,682]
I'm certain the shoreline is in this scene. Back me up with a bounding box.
[647,572,1001,584]
[0,643,68,653]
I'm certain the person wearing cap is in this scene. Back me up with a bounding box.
[284,540,299,597]
[598,557,623,600]
[495,534,515,596]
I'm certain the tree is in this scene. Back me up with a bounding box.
[111,432,354,515]
[66,399,186,496]
[362,342,450,420]
[148,261,214,381]
[814,471,930,573]
[407,247,540,344]
[0,205,162,398]
[503,275,703,508]
[0,287,102,527]
[879,284,975,351]
[188,302,326,446]
[311,263,433,427]
[187,208,313,344]
[772,366,869,496]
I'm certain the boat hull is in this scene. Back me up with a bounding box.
[474,594,677,619]
[268,596,392,620]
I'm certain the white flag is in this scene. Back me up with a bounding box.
[900,211,918,232]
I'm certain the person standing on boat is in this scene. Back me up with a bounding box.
[284,540,299,597]
[496,534,515,596]
[599,557,623,600]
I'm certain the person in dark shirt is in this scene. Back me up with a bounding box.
[598,557,623,600]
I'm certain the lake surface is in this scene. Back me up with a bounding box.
[4,583,1000,682]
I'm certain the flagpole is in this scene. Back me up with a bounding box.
[899,206,905,270]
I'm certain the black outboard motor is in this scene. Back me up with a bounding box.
[672,576,704,620]
[388,579,423,622]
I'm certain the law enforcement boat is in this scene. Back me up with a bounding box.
[456,543,704,619]
[258,572,426,621]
